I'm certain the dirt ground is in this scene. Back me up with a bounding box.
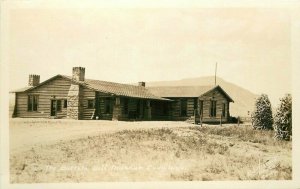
[10,118,192,154]
[9,118,292,183]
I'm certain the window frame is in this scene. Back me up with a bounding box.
[222,103,226,117]
[56,100,62,112]
[87,99,95,109]
[27,95,39,112]
[210,100,217,117]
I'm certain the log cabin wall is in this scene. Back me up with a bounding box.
[95,92,114,120]
[15,76,101,120]
[81,88,96,120]
[167,98,196,121]
[16,76,71,118]
[199,89,229,123]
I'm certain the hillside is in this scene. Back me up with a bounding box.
[146,76,258,117]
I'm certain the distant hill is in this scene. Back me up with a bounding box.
[146,76,258,117]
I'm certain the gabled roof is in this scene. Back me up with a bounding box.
[148,85,234,102]
[13,75,170,101]
[10,75,233,102]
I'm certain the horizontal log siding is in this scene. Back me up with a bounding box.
[168,98,196,121]
[187,98,195,116]
[96,93,114,120]
[81,87,96,120]
[199,89,229,123]
[16,76,71,118]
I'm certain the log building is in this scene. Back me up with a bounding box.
[11,67,234,123]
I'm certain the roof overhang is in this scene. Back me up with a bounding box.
[199,85,234,102]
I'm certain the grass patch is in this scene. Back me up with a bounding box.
[10,124,292,183]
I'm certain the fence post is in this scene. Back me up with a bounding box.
[220,115,222,126]
[200,113,203,127]
[238,116,240,126]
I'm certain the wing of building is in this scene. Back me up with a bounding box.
[10,67,234,123]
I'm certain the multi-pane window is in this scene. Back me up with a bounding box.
[56,100,62,112]
[210,100,217,117]
[87,99,94,109]
[180,99,187,116]
[27,95,38,111]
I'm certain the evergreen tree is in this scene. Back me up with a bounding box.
[251,94,273,130]
[274,94,292,141]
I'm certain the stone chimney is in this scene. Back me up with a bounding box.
[72,67,85,81]
[138,82,146,87]
[28,74,40,86]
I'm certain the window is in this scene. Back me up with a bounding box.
[222,103,226,117]
[104,98,112,114]
[123,98,129,114]
[27,95,38,111]
[210,100,217,117]
[180,99,187,116]
[56,100,62,112]
[87,99,95,109]
[63,100,67,108]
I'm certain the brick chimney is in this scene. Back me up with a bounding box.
[138,82,145,87]
[72,67,85,81]
[28,74,40,86]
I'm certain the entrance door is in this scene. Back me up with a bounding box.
[51,100,57,116]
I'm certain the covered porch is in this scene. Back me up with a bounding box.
[92,93,171,121]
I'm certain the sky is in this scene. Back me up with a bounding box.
[8,7,292,106]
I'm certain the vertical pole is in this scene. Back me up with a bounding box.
[220,115,222,126]
[200,113,203,127]
[238,116,240,126]
[215,62,217,86]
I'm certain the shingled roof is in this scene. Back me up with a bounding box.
[148,85,234,102]
[10,75,233,102]
[12,75,169,101]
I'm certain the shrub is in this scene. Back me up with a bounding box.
[229,116,243,124]
[251,94,273,130]
[274,94,292,141]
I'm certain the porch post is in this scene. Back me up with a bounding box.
[112,97,121,121]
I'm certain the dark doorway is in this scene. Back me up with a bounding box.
[51,100,57,116]
[50,99,62,116]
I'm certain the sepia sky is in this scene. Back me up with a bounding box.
[9,7,292,106]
